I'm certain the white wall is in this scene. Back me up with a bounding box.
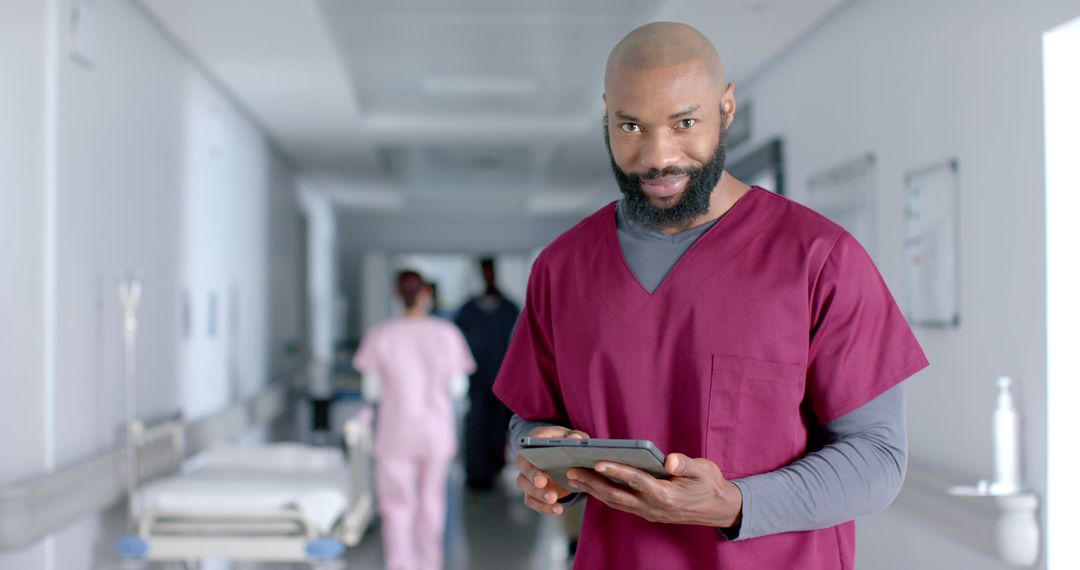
[360,249,393,334]
[174,75,302,417]
[0,0,305,567]
[732,1,1080,568]
[268,180,307,375]
[0,1,52,567]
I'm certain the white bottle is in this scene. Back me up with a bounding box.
[990,376,1022,495]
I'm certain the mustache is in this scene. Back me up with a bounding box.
[630,167,694,181]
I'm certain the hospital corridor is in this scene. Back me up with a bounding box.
[3,1,1080,569]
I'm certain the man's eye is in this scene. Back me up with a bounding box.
[619,123,640,133]
[677,118,697,129]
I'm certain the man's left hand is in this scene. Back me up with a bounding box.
[565,453,742,528]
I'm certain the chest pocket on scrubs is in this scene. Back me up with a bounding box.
[706,355,808,477]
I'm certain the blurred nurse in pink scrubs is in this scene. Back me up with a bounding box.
[353,270,476,570]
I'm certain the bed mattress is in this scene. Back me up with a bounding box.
[135,443,350,535]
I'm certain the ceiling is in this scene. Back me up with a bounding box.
[137,0,848,250]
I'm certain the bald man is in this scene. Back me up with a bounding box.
[493,22,928,569]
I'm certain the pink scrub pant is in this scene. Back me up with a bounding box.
[376,456,452,570]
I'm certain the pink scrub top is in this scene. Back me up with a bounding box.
[494,188,928,569]
[354,316,476,459]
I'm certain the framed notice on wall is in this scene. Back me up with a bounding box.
[729,138,785,195]
[904,159,960,327]
[807,154,877,258]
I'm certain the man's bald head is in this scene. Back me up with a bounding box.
[605,22,726,91]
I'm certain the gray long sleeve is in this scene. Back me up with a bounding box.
[729,382,907,539]
[507,382,907,539]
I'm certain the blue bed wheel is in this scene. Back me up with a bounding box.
[115,535,149,559]
[307,538,346,559]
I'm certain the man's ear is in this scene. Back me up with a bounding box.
[722,83,737,129]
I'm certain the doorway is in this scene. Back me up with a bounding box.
[1043,13,1080,570]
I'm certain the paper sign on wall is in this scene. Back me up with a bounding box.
[904,160,960,326]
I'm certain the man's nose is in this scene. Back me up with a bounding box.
[638,132,681,173]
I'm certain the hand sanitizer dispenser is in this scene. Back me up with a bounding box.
[947,375,1039,566]
[991,376,1022,495]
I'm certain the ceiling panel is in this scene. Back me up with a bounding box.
[319,0,658,118]
[137,0,851,230]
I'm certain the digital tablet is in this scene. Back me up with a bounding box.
[518,437,670,490]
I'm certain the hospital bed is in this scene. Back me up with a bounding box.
[117,409,375,568]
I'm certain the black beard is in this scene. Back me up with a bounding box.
[604,117,727,231]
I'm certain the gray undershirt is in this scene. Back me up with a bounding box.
[615,200,720,293]
[507,198,908,540]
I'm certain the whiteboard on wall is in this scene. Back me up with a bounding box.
[807,154,877,258]
[904,160,960,326]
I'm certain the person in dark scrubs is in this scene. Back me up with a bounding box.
[495,22,928,569]
[455,257,521,490]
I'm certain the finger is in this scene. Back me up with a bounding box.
[665,453,692,476]
[523,493,565,516]
[516,454,577,498]
[594,462,661,493]
[666,455,726,482]
[567,471,644,511]
[565,472,602,499]
[515,453,533,473]
[565,467,603,486]
[529,424,591,439]
[516,473,560,505]
[530,425,573,438]
[515,454,551,489]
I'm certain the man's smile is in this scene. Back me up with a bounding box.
[639,175,689,199]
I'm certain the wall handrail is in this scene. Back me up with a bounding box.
[0,382,290,552]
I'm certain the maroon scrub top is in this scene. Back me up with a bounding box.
[494,188,929,569]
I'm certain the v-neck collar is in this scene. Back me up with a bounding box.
[617,200,718,245]
[596,187,774,342]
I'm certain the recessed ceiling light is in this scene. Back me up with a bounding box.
[421,76,539,96]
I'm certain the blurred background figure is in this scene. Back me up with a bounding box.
[353,270,476,570]
[428,281,457,320]
[454,258,521,491]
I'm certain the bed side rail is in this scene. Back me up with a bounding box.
[0,382,289,552]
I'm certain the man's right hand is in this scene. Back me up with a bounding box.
[515,425,590,515]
